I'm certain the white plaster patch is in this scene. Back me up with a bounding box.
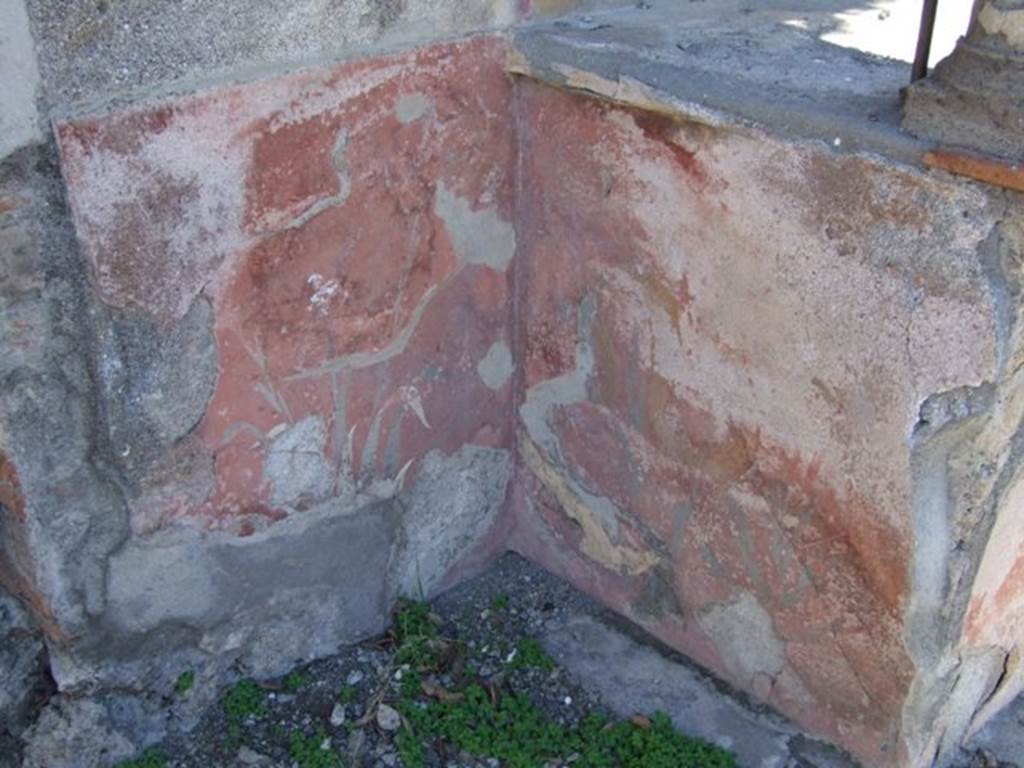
[401,385,431,429]
[264,415,333,507]
[307,273,342,314]
[397,445,511,596]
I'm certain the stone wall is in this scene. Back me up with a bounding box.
[507,77,1024,768]
[1,1,536,759]
[4,1,1024,766]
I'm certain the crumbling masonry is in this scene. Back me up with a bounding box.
[3,1,1024,766]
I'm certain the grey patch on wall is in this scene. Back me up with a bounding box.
[397,445,512,597]
[0,0,41,159]
[434,181,516,271]
[632,561,682,620]
[477,340,514,391]
[100,497,400,683]
[0,591,48,746]
[698,591,786,687]
[264,415,334,509]
[395,91,434,124]
[94,294,217,483]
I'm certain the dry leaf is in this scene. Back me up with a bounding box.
[630,714,652,729]
[421,678,464,703]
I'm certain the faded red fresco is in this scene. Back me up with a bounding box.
[56,38,516,535]
[49,31,1007,767]
[510,82,922,765]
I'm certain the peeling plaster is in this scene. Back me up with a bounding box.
[263,416,333,509]
[520,436,657,575]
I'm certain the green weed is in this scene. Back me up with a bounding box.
[289,729,343,768]
[173,669,194,696]
[222,679,266,721]
[388,599,736,768]
[490,594,510,612]
[284,670,313,692]
[508,637,555,672]
[394,600,436,643]
[397,686,734,768]
[338,684,358,703]
[396,727,426,768]
[393,600,442,670]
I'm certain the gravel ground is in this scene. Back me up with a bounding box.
[151,554,620,768]
[110,553,1023,768]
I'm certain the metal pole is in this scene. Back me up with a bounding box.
[912,0,940,82]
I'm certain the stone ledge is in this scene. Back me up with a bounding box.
[510,1,931,166]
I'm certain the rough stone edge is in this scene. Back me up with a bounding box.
[507,24,933,169]
[902,194,1024,768]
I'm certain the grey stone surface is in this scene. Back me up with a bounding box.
[697,591,786,689]
[903,206,1024,768]
[95,295,217,482]
[511,0,932,165]
[103,497,399,681]
[0,591,46,743]
[0,0,41,158]
[542,613,857,768]
[38,441,514,724]
[967,692,1024,767]
[21,696,135,768]
[264,416,334,509]
[25,0,519,110]
[0,141,130,637]
[397,445,512,596]
[99,690,171,753]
